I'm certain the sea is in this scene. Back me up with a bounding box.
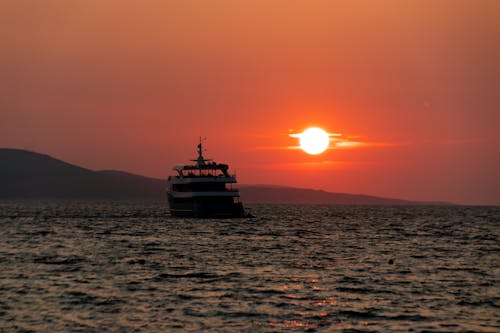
[0,202,498,332]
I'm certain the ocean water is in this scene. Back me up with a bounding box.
[0,202,498,332]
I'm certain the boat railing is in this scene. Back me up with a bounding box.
[171,173,236,178]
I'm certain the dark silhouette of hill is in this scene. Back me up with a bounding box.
[238,185,416,205]
[0,148,447,204]
[0,149,165,200]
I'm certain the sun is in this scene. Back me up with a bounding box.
[298,127,330,155]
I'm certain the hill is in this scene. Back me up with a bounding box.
[238,185,415,205]
[0,149,165,200]
[0,148,440,204]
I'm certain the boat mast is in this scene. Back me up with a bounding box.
[196,136,206,168]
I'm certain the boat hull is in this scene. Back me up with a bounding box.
[167,194,245,218]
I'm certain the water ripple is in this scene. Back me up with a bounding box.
[0,202,498,332]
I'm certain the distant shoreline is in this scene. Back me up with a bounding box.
[1,148,454,205]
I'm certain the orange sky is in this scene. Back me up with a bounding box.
[1,0,499,204]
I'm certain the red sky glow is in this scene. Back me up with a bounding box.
[1,0,499,204]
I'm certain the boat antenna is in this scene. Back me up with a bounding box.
[196,136,207,166]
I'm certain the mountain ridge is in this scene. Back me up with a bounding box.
[0,148,450,204]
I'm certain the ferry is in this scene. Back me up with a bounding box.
[166,141,247,218]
